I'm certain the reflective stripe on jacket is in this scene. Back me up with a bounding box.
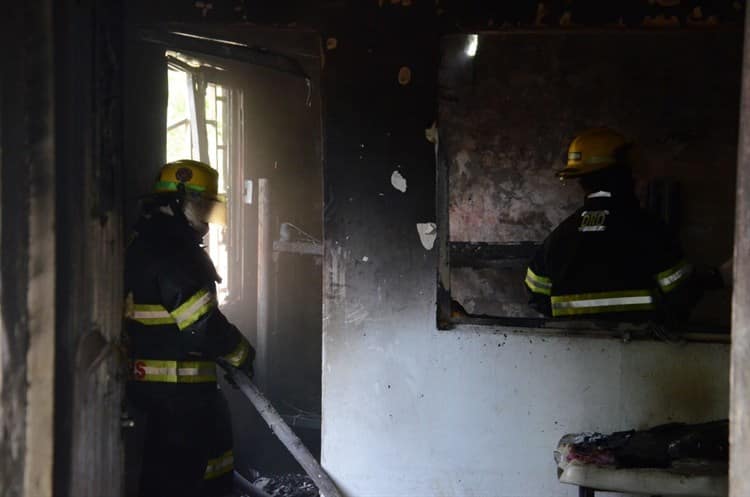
[550,290,655,317]
[126,289,217,330]
[204,450,234,480]
[131,359,217,383]
[124,211,253,386]
[524,191,694,319]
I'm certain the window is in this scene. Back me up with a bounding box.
[166,53,240,305]
[437,31,739,334]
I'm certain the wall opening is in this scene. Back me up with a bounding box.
[437,31,740,337]
[126,26,324,479]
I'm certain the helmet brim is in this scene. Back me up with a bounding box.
[556,167,585,179]
[556,162,613,179]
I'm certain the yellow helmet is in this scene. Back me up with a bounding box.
[557,128,630,179]
[154,159,226,225]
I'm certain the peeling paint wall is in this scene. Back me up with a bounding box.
[443,31,741,249]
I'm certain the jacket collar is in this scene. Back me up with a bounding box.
[583,190,639,209]
[135,210,203,247]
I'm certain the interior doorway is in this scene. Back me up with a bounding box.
[125,26,324,477]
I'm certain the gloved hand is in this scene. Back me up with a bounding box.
[219,339,256,387]
[239,342,256,379]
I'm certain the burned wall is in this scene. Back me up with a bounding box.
[442,31,741,319]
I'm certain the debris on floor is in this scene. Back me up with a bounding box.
[252,474,319,497]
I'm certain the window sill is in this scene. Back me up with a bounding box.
[443,316,731,344]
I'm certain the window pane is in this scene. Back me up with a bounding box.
[166,123,191,163]
[166,65,232,305]
[167,70,189,127]
[205,84,216,121]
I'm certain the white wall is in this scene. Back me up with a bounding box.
[321,260,729,497]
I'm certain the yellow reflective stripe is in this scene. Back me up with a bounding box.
[656,260,693,293]
[171,289,216,330]
[132,359,216,383]
[204,450,234,480]
[222,339,250,367]
[551,290,655,317]
[525,267,552,296]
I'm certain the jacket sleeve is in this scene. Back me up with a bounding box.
[650,224,702,324]
[157,263,254,368]
[524,242,553,317]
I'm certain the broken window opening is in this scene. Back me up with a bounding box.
[436,32,738,339]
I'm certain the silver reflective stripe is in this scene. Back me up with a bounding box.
[142,365,215,377]
[554,295,653,310]
[587,191,612,198]
[143,366,178,377]
[658,264,692,289]
[133,310,171,319]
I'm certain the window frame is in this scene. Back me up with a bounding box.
[434,101,729,343]
[166,55,247,307]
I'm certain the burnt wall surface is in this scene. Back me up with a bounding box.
[2,1,125,496]
[56,1,126,496]
[443,31,741,253]
[2,6,38,495]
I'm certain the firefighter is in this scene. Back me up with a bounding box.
[524,128,698,324]
[124,159,254,497]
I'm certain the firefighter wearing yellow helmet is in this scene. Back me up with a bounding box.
[124,159,254,497]
[557,127,630,179]
[524,128,700,324]
[153,159,228,231]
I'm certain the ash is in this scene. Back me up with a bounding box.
[253,474,319,497]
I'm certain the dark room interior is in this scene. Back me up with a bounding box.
[3,2,750,497]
